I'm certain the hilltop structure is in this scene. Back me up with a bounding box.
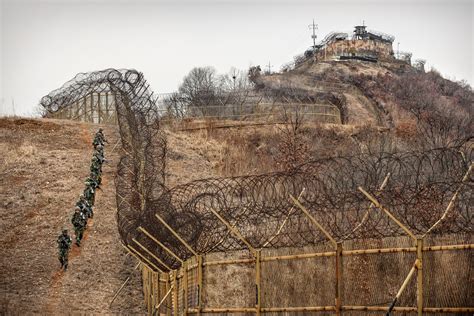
[287,24,425,71]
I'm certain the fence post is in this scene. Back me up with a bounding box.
[335,242,343,316]
[183,261,188,316]
[105,92,109,123]
[173,270,178,315]
[90,93,94,122]
[148,269,153,316]
[197,255,203,316]
[98,92,102,124]
[153,271,159,315]
[154,214,198,257]
[166,275,171,316]
[138,226,184,265]
[416,238,423,316]
[132,237,172,270]
[256,250,261,316]
[357,187,417,242]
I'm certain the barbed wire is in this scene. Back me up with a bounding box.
[40,69,473,271]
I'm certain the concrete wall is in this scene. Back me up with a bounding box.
[317,39,394,61]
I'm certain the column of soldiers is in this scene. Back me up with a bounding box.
[57,128,107,271]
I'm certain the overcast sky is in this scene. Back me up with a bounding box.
[0,0,472,116]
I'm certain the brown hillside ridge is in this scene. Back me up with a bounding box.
[0,118,145,314]
[0,117,239,314]
[253,58,472,130]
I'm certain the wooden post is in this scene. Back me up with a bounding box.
[183,261,188,315]
[166,275,171,316]
[155,214,198,256]
[132,237,172,270]
[155,284,173,315]
[138,226,184,264]
[386,259,419,315]
[207,207,256,256]
[197,255,203,316]
[290,194,338,248]
[255,250,261,316]
[173,270,178,315]
[357,187,417,241]
[127,244,163,272]
[148,269,153,316]
[109,262,140,308]
[335,242,343,316]
[416,238,423,316]
[342,174,390,240]
[152,271,159,315]
[422,162,473,238]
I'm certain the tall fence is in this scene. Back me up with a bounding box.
[135,234,472,315]
[124,164,473,315]
[39,69,473,315]
[46,92,119,124]
[44,91,341,126]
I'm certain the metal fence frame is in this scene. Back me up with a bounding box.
[131,235,473,315]
[122,165,473,315]
[46,93,342,126]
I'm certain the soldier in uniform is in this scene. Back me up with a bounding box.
[94,144,105,168]
[90,156,102,186]
[76,194,93,219]
[57,229,72,270]
[84,179,96,206]
[96,128,107,143]
[71,207,87,246]
[93,128,107,149]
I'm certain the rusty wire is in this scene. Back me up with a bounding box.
[40,69,473,271]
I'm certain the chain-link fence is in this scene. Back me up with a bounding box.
[136,232,472,316]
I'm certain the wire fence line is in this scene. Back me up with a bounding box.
[42,72,343,126]
[40,69,473,314]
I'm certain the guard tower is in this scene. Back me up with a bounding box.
[353,25,368,39]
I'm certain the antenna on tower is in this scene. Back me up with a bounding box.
[266,61,273,74]
[308,19,318,51]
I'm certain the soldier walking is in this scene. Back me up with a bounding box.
[84,179,96,206]
[57,229,72,270]
[71,207,87,246]
[93,128,107,149]
[76,194,93,219]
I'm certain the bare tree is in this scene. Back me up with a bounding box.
[178,66,219,108]
[276,105,310,171]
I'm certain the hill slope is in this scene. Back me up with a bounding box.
[0,118,145,314]
[0,117,231,314]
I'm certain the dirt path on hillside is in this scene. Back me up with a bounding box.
[0,119,145,314]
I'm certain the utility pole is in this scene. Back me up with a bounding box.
[308,19,318,51]
[397,42,400,59]
[266,62,272,74]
